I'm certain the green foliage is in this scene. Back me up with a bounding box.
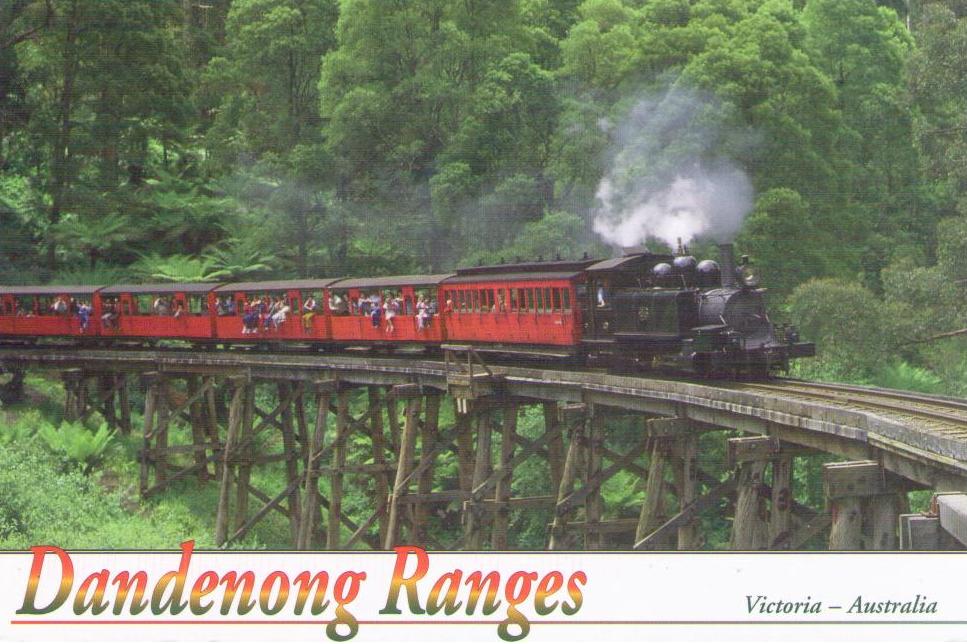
[37,420,116,473]
[132,253,217,283]
[0,440,215,549]
[787,278,892,379]
[873,361,945,394]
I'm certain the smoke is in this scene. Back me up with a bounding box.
[592,84,755,249]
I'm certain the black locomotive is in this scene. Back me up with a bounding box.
[580,243,814,376]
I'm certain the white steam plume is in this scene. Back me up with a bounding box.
[592,84,755,249]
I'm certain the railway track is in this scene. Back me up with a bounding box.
[730,378,967,440]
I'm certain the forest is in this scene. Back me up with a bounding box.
[1,0,967,549]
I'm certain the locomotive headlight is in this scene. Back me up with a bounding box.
[740,266,760,288]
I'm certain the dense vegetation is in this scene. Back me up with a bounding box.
[1,0,966,548]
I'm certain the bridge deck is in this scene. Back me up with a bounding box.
[3,346,966,490]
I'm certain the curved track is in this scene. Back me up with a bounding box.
[729,379,967,440]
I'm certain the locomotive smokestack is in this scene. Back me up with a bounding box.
[718,243,737,288]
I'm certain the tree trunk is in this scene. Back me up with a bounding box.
[48,0,80,273]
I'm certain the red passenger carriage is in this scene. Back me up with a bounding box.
[213,280,340,343]
[0,285,101,338]
[97,283,218,340]
[326,275,452,345]
[439,262,585,352]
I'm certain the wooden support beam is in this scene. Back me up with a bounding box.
[233,382,256,533]
[492,402,518,550]
[828,497,863,550]
[675,433,699,550]
[636,437,672,548]
[464,409,493,550]
[368,386,390,545]
[415,394,441,544]
[155,377,170,485]
[584,410,604,550]
[327,390,350,549]
[824,461,887,500]
[187,376,210,482]
[727,436,780,468]
[139,381,158,498]
[228,477,302,546]
[556,438,649,515]
[635,479,738,550]
[455,400,474,495]
[731,456,769,550]
[646,417,690,438]
[385,392,401,455]
[298,388,330,550]
[769,454,794,549]
[278,382,302,545]
[544,402,564,497]
[389,383,425,399]
[781,513,832,550]
[215,381,246,546]
[548,416,585,550]
[384,397,422,549]
[470,413,566,507]
[117,374,132,435]
[824,461,898,550]
[868,494,900,550]
[205,380,221,479]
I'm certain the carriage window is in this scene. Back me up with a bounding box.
[495,289,506,312]
[523,289,532,312]
[544,288,553,313]
[301,291,320,315]
[479,289,489,312]
[133,294,149,314]
[536,288,545,313]
[15,297,35,315]
[188,295,205,315]
[510,288,519,312]
[562,289,572,312]
[552,288,561,311]
[471,290,479,312]
[328,290,350,315]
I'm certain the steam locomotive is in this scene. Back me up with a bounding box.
[0,244,813,377]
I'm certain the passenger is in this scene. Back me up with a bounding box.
[242,302,259,334]
[77,301,91,333]
[153,295,170,316]
[226,297,236,316]
[329,293,346,315]
[383,292,399,334]
[264,297,281,329]
[101,300,118,329]
[370,299,382,328]
[358,295,369,316]
[51,296,68,315]
[69,297,78,315]
[173,301,185,319]
[302,295,318,331]
[444,296,453,314]
[416,295,429,331]
[496,292,506,313]
[597,282,608,308]
[271,298,291,329]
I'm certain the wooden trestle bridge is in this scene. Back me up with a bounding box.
[1,345,967,551]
